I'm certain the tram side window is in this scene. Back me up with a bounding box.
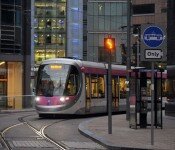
[91,75,105,98]
[120,77,126,98]
[91,75,98,98]
[98,76,105,98]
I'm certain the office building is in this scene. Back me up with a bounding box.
[0,0,31,108]
[131,0,167,66]
[33,0,127,65]
[34,0,83,64]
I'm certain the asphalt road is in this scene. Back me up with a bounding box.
[0,111,106,150]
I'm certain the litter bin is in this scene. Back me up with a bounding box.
[140,100,147,128]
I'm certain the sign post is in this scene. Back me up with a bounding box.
[140,24,167,145]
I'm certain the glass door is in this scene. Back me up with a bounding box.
[0,61,7,108]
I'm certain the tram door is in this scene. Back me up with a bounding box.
[85,75,91,112]
[112,76,119,110]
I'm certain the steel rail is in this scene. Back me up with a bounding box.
[20,115,69,150]
[0,114,69,150]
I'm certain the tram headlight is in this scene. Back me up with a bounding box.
[35,97,40,102]
[65,97,69,100]
[60,97,69,102]
[60,97,65,102]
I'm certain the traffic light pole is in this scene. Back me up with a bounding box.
[126,0,131,120]
[104,35,115,134]
[108,50,112,134]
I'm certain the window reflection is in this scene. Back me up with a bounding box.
[37,64,80,96]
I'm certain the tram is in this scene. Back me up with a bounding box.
[35,58,167,117]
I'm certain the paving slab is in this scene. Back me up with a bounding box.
[79,113,175,150]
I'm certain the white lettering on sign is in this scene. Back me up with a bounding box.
[145,49,163,59]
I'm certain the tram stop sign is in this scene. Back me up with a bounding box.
[140,24,167,62]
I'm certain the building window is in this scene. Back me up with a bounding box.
[98,46,116,63]
[1,1,22,54]
[34,0,66,64]
[132,4,155,15]
[1,10,14,25]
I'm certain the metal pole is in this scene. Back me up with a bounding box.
[151,62,155,145]
[108,50,112,134]
[137,39,140,67]
[136,26,140,67]
[118,76,120,104]
[161,70,163,129]
[126,0,131,120]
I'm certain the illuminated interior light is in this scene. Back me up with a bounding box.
[71,7,79,11]
[0,62,5,66]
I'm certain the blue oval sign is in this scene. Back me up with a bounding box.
[143,26,164,48]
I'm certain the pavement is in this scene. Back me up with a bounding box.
[1,109,175,150]
[78,112,175,150]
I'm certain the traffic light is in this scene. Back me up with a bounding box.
[104,37,116,52]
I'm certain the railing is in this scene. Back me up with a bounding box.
[0,95,35,111]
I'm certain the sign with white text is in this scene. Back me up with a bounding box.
[141,24,167,62]
[145,49,163,59]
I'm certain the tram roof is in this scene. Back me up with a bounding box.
[41,58,127,70]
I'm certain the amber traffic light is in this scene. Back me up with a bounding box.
[104,37,116,51]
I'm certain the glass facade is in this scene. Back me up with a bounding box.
[0,0,30,109]
[167,0,175,65]
[67,0,83,59]
[87,1,127,63]
[0,0,22,54]
[34,0,66,64]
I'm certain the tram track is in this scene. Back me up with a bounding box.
[0,123,24,150]
[20,115,70,150]
[0,114,70,150]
